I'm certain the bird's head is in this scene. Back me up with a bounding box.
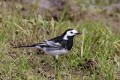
[62,29,80,40]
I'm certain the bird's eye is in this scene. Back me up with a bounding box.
[70,32,73,34]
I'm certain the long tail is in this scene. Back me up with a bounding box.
[13,44,37,48]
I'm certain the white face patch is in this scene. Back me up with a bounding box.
[63,30,79,40]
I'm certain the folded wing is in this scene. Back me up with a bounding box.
[35,40,62,49]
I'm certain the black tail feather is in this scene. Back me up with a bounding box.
[13,45,36,48]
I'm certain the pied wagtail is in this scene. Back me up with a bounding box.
[15,29,80,61]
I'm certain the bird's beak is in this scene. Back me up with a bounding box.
[76,32,81,35]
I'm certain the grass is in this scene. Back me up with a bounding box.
[0,0,120,80]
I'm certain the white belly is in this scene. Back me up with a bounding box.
[44,48,68,56]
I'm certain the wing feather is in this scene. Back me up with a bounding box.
[35,40,62,48]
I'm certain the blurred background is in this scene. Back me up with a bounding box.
[1,0,120,33]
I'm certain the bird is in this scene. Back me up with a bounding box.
[14,29,80,62]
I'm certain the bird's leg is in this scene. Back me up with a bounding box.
[55,55,58,63]
[54,55,60,78]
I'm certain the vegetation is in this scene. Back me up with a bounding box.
[0,0,120,80]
